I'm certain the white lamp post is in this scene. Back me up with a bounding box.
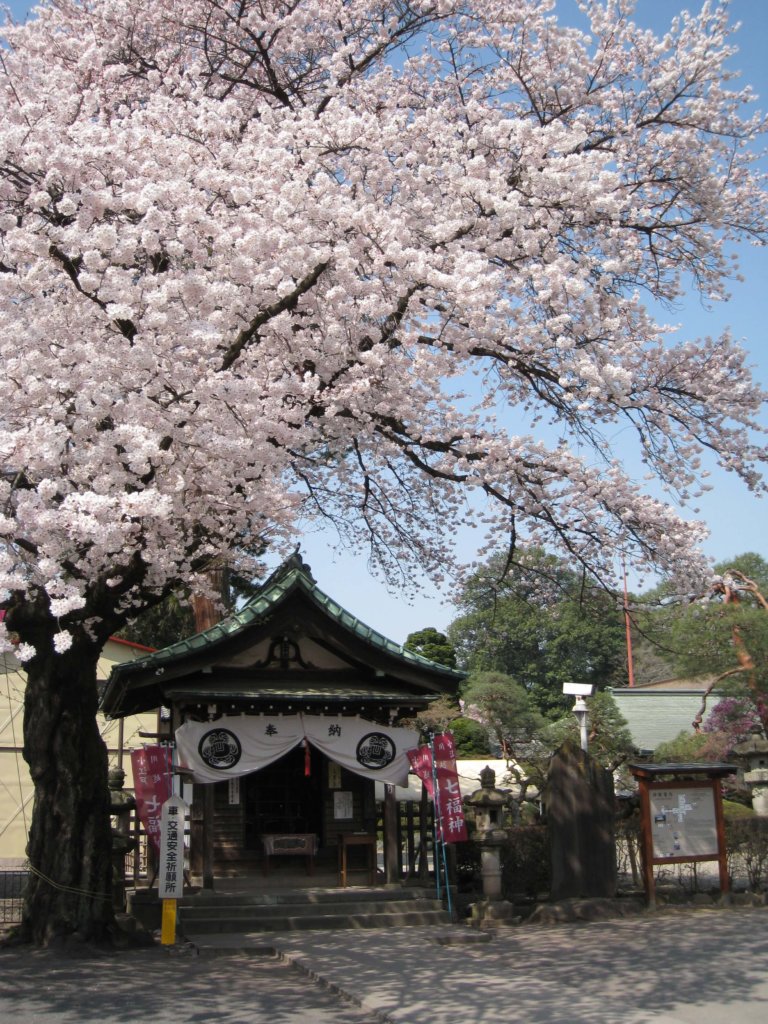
[563,682,596,753]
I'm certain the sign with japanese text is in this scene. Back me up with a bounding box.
[131,745,173,852]
[228,777,240,805]
[407,744,435,797]
[158,795,188,900]
[333,791,354,819]
[407,732,468,844]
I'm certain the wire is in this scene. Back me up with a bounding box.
[26,863,113,902]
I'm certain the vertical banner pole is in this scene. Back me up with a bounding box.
[429,733,452,915]
[428,733,441,900]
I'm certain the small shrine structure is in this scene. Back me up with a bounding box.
[100,554,463,886]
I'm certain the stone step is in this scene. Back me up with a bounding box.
[175,887,451,934]
[184,887,435,908]
[179,897,443,923]
[178,906,451,935]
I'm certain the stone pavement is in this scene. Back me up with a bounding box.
[0,945,379,1024]
[2,906,768,1024]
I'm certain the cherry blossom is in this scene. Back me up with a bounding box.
[0,0,765,943]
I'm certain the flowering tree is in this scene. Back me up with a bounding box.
[0,0,766,944]
[703,695,762,746]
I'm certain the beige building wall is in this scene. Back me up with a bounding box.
[0,638,157,867]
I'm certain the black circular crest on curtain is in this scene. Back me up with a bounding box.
[356,732,396,770]
[198,728,242,770]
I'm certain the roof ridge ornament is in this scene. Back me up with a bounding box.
[266,546,316,586]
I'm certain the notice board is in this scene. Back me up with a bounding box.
[630,763,736,906]
[649,784,718,859]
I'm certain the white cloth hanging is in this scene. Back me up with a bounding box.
[175,713,418,786]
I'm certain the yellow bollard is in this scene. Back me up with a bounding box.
[161,898,177,945]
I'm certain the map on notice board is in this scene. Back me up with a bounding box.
[650,786,718,859]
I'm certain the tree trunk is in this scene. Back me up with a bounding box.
[20,637,114,946]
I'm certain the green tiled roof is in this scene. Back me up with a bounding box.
[108,553,463,684]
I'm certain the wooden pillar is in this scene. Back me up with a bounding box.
[203,783,215,890]
[384,784,399,884]
[636,776,656,907]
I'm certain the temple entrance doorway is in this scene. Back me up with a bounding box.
[243,744,323,851]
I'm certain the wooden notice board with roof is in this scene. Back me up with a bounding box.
[630,762,737,906]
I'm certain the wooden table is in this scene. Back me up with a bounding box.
[338,833,377,886]
[262,833,317,876]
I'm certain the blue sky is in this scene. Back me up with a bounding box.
[4,1,767,643]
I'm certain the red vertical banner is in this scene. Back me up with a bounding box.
[407,743,434,797]
[407,732,468,843]
[432,732,468,843]
[131,745,173,852]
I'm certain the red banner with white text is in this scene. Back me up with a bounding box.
[407,732,468,843]
[131,745,173,852]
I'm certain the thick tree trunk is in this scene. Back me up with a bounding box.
[20,638,114,946]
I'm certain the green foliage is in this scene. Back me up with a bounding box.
[117,567,258,651]
[723,800,755,820]
[449,717,492,757]
[539,692,635,771]
[726,817,768,891]
[409,695,460,735]
[501,825,551,898]
[717,553,768,595]
[669,604,768,688]
[449,547,626,718]
[651,730,712,763]
[117,592,196,649]
[635,554,768,683]
[461,670,547,757]
[403,627,457,668]
[457,825,552,898]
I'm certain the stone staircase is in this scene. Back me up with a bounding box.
[177,886,452,936]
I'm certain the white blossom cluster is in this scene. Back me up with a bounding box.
[0,0,765,656]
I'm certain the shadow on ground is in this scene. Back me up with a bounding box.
[274,906,768,1024]
[0,947,379,1024]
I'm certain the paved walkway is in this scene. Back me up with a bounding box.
[0,945,379,1024]
[2,907,767,1023]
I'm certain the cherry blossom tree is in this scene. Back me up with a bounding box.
[0,0,766,944]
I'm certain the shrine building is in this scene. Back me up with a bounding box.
[100,554,463,886]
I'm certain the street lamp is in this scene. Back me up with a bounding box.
[563,682,596,753]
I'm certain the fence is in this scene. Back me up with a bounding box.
[0,869,27,926]
[454,813,768,902]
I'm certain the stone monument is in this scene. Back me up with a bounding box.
[546,740,617,900]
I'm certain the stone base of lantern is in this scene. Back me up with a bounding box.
[468,898,521,928]
[744,768,768,816]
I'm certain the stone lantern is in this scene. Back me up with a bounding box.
[109,767,137,910]
[464,765,518,926]
[731,729,768,816]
